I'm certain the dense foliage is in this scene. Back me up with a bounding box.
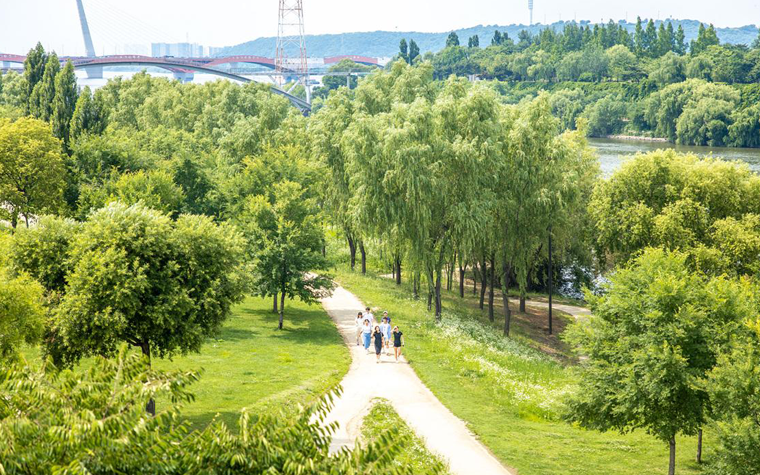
[567,249,756,475]
[313,61,596,328]
[589,149,760,273]
[0,346,414,474]
[409,21,760,147]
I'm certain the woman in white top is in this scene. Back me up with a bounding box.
[364,306,375,328]
[355,312,364,346]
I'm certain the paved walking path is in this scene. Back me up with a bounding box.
[523,300,592,320]
[321,285,514,475]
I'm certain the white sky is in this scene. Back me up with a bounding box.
[1,0,759,56]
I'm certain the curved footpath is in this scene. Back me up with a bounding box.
[321,285,514,475]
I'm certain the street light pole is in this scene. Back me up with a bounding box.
[548,227,553,335]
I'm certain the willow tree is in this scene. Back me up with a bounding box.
[345,73,496,320]
[490,94,596,335]
[311,88,363,270]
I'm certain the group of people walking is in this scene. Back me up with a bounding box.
[355,307,404,362]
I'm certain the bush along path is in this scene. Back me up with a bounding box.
[320,285,514,475]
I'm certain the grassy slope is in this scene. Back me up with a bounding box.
[154,295,350,429]
[23,295,350,430]
[336,269,707,475]
[360,399,450,475]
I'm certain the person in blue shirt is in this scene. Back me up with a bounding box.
[380,317,392,355]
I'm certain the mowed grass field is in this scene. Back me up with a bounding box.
[336,269,708,475]
[23,295,350,430]
[155,295,351,428]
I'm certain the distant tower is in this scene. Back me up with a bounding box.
[528,0,534,25]
[75,0,102,78]
[276,0,310,102]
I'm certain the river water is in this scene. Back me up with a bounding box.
[589,138,760,176]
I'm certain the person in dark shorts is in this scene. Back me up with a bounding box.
[392,326,404,362]
[372,325,384,362]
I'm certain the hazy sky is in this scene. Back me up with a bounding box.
[1,0,759,56]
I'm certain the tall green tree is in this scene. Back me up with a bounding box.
[237,181,332,330]
[409,39,420,63]
[22,42,47,112]
[468,35,480,48]
[0,117,65,228]
[29,52,59,121]
[70,85,105,141]
[46,202,246,414]
[446,31,460,48]
[634,17,645,55]
[51,61,78,150]
[566,248,753,475]
[675,24,687,54]
[399,38,409,64]
[691,23,720,55]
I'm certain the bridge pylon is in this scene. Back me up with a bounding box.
[75,0,102,79]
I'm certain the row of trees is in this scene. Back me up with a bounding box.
[312,61,596,330]
[427,32,760,85]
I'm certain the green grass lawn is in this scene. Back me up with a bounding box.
[22,295,350,430]
[336,269,708,475]
[360,399,450,475]
[155,295,351,429]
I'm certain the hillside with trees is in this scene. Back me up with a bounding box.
[220,19,759,58]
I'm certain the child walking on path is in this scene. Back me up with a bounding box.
[392,326,404,362]
[362,319,372,352]
[372,325,384,363]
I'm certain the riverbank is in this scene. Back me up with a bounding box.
[605,134,669,142]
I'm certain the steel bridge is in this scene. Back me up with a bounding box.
[0,53,379,114]
[1,0,382,114]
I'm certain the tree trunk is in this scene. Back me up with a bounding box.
[459,263,466,298]
[472,262,478,295]
[488,255,496,322]
[140,341,155,416]
[502,263,512,336]
[696,429,702,464]
[434,268,443,321]
[347,234,356,271]
[322,244,326,258]
[479,260,487,310]
[395,256,402,285]
[427,290,433,311]
[392,262,396,280]
[359,241,367,274]
[413,272,420,299]
[273,293,278,313]
[278,291,285,330]
[519,292,526,313]
[669,437,676,475]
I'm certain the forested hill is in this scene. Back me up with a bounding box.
[219,19,759,58]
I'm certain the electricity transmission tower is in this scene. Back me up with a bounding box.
[276,0,310,103]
